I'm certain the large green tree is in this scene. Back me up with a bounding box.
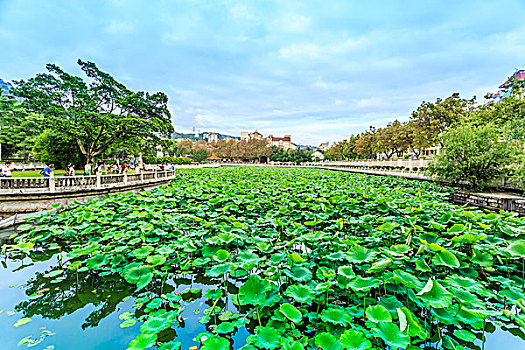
[13,60,174,162]
[428,123,516,190]
[0,97,42,161]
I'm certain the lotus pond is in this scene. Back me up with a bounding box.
[3,167,525,350]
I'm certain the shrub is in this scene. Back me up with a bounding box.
[428,123,516,190]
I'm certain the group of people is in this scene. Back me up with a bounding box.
[0,161,53,177]
[83,161,130,176]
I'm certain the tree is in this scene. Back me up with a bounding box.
[427,123,516,190]
[0,97,42,161]
[410,93,474,147]
[13,60,174,162]
[192,148,208,162]
[33,130,83,167]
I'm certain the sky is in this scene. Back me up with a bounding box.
[1,0,525,146]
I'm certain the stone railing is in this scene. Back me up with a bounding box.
[0,164,219,193]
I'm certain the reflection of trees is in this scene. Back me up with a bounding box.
[15,266,173,330]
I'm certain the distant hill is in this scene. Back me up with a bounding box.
[0,78,13,96]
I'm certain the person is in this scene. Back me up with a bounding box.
[84,161,93,176]
[1,161,14,177]
[42,162,53,178]
[69,164,75,177]
[64,162,72,176]
[120,161,128,174]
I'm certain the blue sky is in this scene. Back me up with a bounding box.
[1,0,525,145]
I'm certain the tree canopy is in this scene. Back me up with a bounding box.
[13,60,174,162]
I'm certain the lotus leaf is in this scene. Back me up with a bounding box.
[279,303,302,323]
[251,326,281,349]
[202,336,230,350]
[128,333,157,350]
[86,254,109,269]
[366,304,392,323]
[133,246,154,259]
[314,332,341,350]
[346,246,375,263]
[238,275,271,306]
[348,276,380,293]
[340,329,372,350]
[320,307,352,326]
[432,250,460,269]
[215,322,235,334]
[140,315,172,334]
[122,266,153,290]
[416,278,453,308]
[372,321,410,349]
[284,284,315,303]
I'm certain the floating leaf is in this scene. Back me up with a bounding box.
[13,317,31,327]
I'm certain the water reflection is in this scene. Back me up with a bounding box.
[2,239,525,349]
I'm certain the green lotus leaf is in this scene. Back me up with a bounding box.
[251,326,281,349]
[122,266,153,291]
[453,329,476,342]
[346,246,376,263]
[289,252,305,263]
[320,307,352,326]
[471,249,493,266]
[396,307,422,337]
[416,278,453,309]
[284,284,315,303]
[279,303,302,323]
[207,263,231,277]
[392,270,424,289]
[205,289,224,300]
[128,333,157,350]
[214,249,230,262]
[12,242,34,251]
[146,254,167,266]
[284,266,312,282]
[216,231,237,244]
[43,269,64,278]
[451,232,487,244]
[86,254,109,269]
[340,329,372,350]
[337,265,356,288]
[215,322,235,334]
[238,275,271,306]
[282,338,305,350]
[447,223,465,234]
[140,315,172,334]
[133,246,154,259]
[372,321,410,349]
[432,250,460,268]
[348,276,380,293]
[120,318,137,328]
[326,251,345,261]
[367,258,392,274]
[377,222,398,232]
[202,336,230,350]
[314,332,341,350]
[506,241,525,257]
[366,305,392,323]
[157,341,181,350]
[415,259,432,272]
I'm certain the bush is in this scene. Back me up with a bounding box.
[143,156,192,165]
[427,123,516,190]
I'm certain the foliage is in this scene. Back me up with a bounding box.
[141,156,192,165]
[269,146,312,163]
[428,123,517,190]
[9,167,525,350]
[0,97,42,160]
[12,60,174,162]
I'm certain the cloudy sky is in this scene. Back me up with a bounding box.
[1,0,525,145]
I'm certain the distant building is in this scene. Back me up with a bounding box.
[313,150,324,161]
[205,132,218,143]
[493,69,525,102]
[318,142,330,151]
[267,134,295,150]
[241,130,264,141]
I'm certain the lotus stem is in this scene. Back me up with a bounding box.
[256,307,262,327]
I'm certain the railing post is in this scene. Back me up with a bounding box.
[96,172,102,189]
[49,173,55,192]
[154,168,158,179]
[140,169,144,182]
[124,172,128,185]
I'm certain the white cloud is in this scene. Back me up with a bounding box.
[105,21,135,35]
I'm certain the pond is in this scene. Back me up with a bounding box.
[2,238,525,350]
[3,167,525,350]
